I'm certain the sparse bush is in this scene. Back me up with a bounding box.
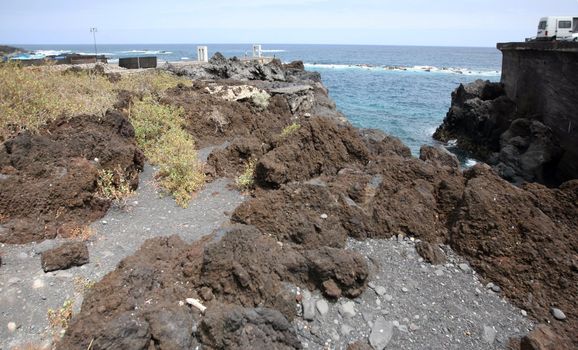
[0,62,115,141]
[236,158,257,191]
[47,299,74,334]
[0,63,191,142]
[96,166,133,201]
[149,128,205,207]
[207,108,229,133]
[118,70,192,97]
[130,98,205,207]
[280,122,301,138]
[129,97,184,152]
[251,91,270,110]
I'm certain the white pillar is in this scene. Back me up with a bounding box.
[252,44,262,58]
[197,46,208,62]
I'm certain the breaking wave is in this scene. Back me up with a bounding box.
[304,63,501,77]
[120,50,173,55]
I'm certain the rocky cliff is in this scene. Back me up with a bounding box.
[434,41,578,185]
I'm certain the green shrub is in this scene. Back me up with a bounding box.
[235,158,257,190]
[251,91,270,110]
[129,98,204,207]
[280,122,301,138]
[149,128,205,207]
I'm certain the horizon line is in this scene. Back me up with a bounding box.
[7,42,499,49]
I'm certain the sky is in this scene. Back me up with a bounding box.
[1,0,577,47]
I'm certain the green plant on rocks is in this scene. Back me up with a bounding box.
[280,122,301,138]
[251,91,270,110]
[129,97,205,208]
[236,158,257,191]
[96,166,133,202]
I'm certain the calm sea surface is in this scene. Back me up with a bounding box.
[19,44,502,155]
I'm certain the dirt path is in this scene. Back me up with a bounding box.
[0,163,245,349]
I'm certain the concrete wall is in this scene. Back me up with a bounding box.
[497,41,578,180]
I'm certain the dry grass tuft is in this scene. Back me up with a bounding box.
[280,122,301,138]
[0,62,115,141]
[235,158,257,191]
[47,299,74,335]
[96,165,133,202]
[0,63,191,142]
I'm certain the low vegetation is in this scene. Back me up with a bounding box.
[0,62,204,207]
[47,299,74,335]
[251,91,271,110]
[235,158,257,191]
[96,166,133,202]
[280,122,301,138]
[130,97,205,207]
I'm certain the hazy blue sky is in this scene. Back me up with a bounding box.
[1,0,577,46]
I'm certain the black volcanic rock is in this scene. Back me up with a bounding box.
[434,79,565,185]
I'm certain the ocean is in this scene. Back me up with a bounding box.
[18,44,502,155]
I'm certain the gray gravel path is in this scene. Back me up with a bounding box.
[0,164,245,349]
[293,237,534,350]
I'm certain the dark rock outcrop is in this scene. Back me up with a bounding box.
[434,79,565,185]
[0,111,144,244]
[414,241,447,265]
[41,242,89,272]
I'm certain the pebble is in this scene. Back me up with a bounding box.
[384,294,393,302]
[434,269,444,276]
[339,301,356,318]
[409,323,419,331]
[458,263,470,272]
[303,299,316,321]
[7,322,17,332]
[316,299,329,316]
[401,287,408,293]
[551,308,566,320]
[32,279,44,289]
[101,220,108,225]
[521,310,527,317]
[374,286,387,296]
[320,213,328,219]
[340,324,353,336]
[482,325,497,344]
[370,317,394,350]
[491,285,501,293]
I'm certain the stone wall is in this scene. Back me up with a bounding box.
[498,41,578,180]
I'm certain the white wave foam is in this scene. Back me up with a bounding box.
[261,49,286,53]
[120,50,173,55]
[32,50,71,56]
[181,57,190,60]
[304,63,500,77]
[465,159,478,168]
[75,52,114,56]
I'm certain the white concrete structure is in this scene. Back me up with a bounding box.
[253,44,262,58]
[197,46,208,62]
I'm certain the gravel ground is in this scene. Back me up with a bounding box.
[293,237,534,350]
[0,163,245,349]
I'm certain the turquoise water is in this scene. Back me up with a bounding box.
[18,44,501,153]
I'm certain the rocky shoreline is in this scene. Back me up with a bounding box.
[1,55,576,349]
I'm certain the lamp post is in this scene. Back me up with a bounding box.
[90,27,98,63]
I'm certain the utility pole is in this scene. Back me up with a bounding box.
[90,27,98,63]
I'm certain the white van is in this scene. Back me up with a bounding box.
[536,16,578,41]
